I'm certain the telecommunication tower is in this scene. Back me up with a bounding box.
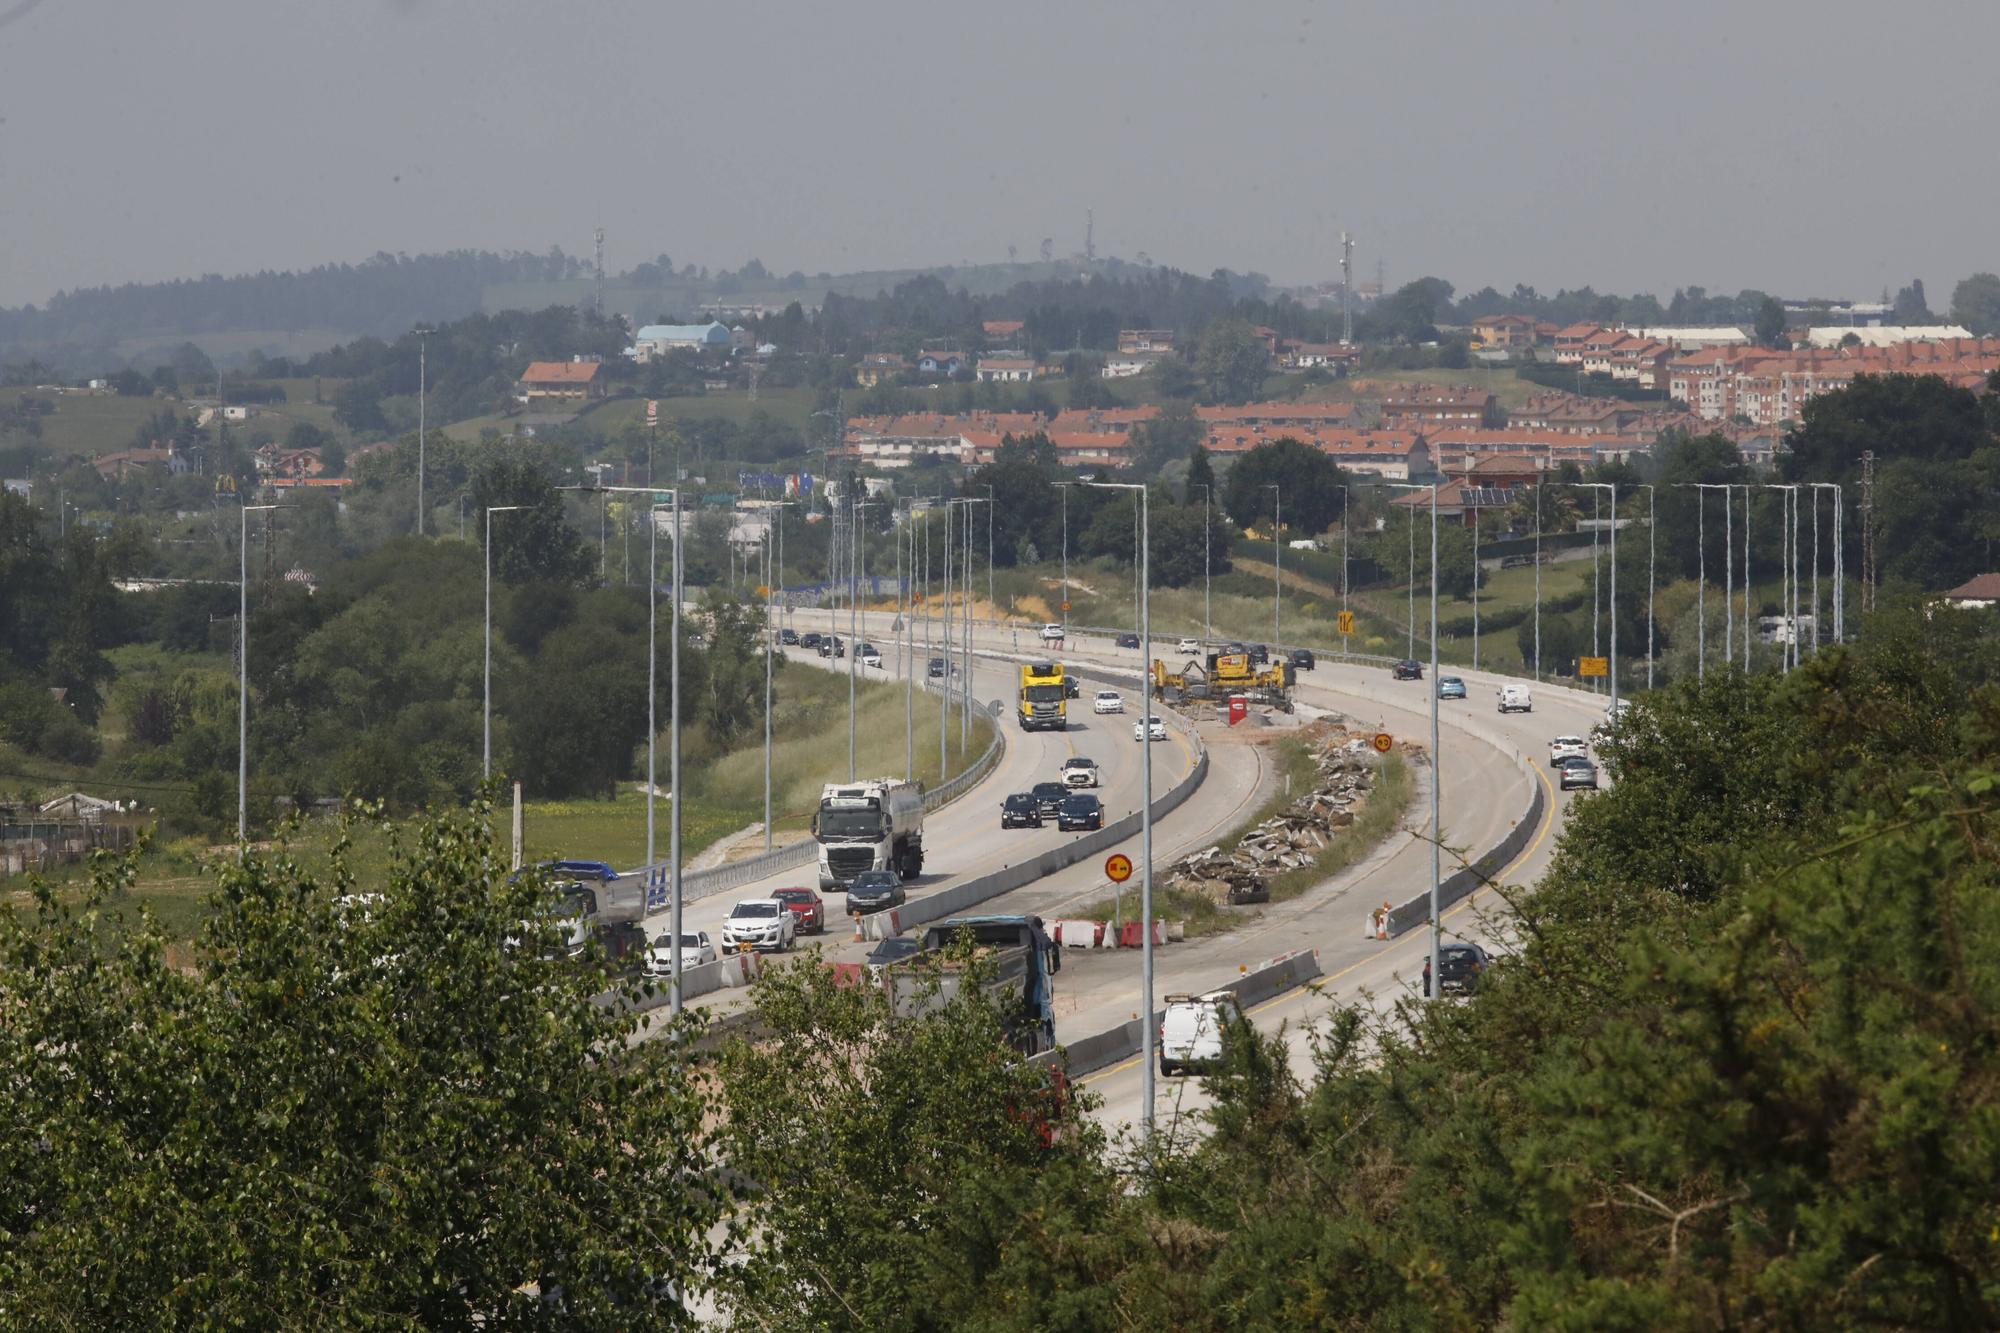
[1340,232,1355,344]
[592,226,606,315]
[1085,209,1095,262]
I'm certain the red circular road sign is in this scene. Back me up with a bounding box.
[1372,732,1394,753]
[1105,853,1134,883]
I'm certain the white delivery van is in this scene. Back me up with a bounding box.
[1498,684,1533,714]
[1159,990,1244,1076]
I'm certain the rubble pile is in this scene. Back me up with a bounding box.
[1166,732,1389,907]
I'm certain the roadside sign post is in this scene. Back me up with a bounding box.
[1578,655,1609,679]
[1372,732,1393,754]
[1106,853,1133,932]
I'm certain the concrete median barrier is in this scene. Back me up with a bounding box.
[1385,760,1546,938]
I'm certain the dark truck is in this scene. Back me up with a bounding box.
[884,915,1061,1055]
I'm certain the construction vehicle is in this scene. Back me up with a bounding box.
[883,915,1061,1055]
[1151,650,1293,711]
[1017,661,1070,731]
[815,778,925,889]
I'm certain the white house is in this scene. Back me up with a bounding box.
[975,357,1034,383]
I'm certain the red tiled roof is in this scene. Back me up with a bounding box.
[519,361,600,384]
[1944,574,2000,600]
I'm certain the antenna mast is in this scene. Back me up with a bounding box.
[592,226,606,315]
[1085,208,1095,263]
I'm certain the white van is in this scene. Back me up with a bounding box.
[1498,684,1533,714]
[1159,990,1244,1075]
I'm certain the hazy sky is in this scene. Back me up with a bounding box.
[3,0,1998,309]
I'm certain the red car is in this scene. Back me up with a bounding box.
[771,887,826,935]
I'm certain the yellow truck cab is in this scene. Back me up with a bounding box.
[1018,661,1069,731]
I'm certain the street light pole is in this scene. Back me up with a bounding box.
[483,505,524,779]
[1389,482,1442,1001]
[415,326,434,536]
[939,501,951,775]
[1813,482,1843,643]
[1765,484,1801,672]
[1337,484,1350,658]
[1685,483,1732,679]
[1532,482,1542,681]
[1266,483,1281,653]
[1059,482,1072,642]
[848,498,876,781]
[1190,483,1212,645]
[238,503,283,855]
[1579,483,1618,713]
[1081,481,1155,1137]
[1640,484,1655,690]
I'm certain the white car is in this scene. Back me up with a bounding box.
[721,899,796,953]
[1061,756,1100,788]
[648,930,717,975]
[1039,623,1065,644]
[1498,685,1533,714]
[1176,637,1202,656]
[1548,735,1587,766]
[1134,715,1167,742]
[1160,990,1244,1075]
[858,644,883,668]
[1092,690,1124,715]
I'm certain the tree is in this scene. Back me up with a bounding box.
[0,805,721,1325]
[1753,295,1788,347]
[1892,278,1933,324]
[1185,443,1217,507]
[1128,398,1202,475]
[1194,318,1270,403]
[1221,436,1351,537]
[467,456,592,585]
[1951,271,2000,335]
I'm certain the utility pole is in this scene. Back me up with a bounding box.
[1580,483,1618,713]
[1266,484,1281,653]
[1859,451,1876,615]
[939,501,951,775]
[1532,483,1541,681]
[1340,231,1354,346]
[238,504,284,856]
[1642,484,1655,690]
[1389,483,1443,1007]
[1190,483,1212,644]
[415,327,434,536]
[483,505,525,779]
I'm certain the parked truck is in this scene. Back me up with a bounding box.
[815,778,925,889]
[1017,661,1070,731]
[884,915,1061,1055]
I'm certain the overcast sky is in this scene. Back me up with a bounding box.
[3,0,1998,309]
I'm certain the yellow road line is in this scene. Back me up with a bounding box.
[1080,757,1560,1086]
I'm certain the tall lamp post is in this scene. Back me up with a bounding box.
[1057,482,1074,642]
[238,503,285,854]
[1336,483,1350,658]
[952,495,994,751]
[1811,482,1844,643]
[1684,483,1733,679]
[1190,483,1213,645]
[1080,480,1157,1136]
[483,505,524,778]
[1265,483,1281,653]
[1638,484,1655,690]
[1388,482,1442,1002]
[1531,482,1542,682]
[1765,484,1802,671]
[847,498,877,781]
[414,326,434,536]
[1578,482,1619,713]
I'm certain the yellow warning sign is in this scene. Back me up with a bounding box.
[1578,655,1609,678]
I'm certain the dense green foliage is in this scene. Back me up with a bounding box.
[0,803,719,1327]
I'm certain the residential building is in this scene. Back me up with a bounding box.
[975,357,1035,383]
[1388,474,1523,529]
[1940,574,2000,610]
[1424,427,1613,473]
[253,443,324,478]
[1117,329,1174,355]
[1101,356,1156,378]
[1194,402,1357,430]
[982,319,1025,342]
[915,350,966,376]
[515,360,606,402]
[1470,313,1540,348]
[1552,323,1603,365]
[854,353,908,388]
[1376,384,1498,428]
[1623,326,1752,352]
[630,322,733,360]
[1283,342,1362,372]
[92,447,178,481]
[1510,391,1649,435]
[1665,337,2000,426]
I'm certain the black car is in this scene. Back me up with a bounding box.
[1001,792,1044,828]
[1246,643,1270,665]
[1423,942,1491,996]
[1557,755,1600,791]
[1115,632,1141,648]
[847,869,906,915]
[1030,781,1070,816]
[1056,792,1105,831]
[800,631,823,650]
[1392,658,1424,680]
[817,635,845,658]
[927,656,948,678]
[865,934,923,976]
[779,627,799,645]
[1288,647,1315,670]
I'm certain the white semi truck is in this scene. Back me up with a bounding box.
[815,778,925,890]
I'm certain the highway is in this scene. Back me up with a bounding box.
[822,610,1613,1138]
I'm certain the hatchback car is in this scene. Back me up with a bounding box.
[1000,792,1044,828]
[847,869,906,915]
[1092,690,1124,714]
[771,887,826,934]
[779,627,799,645]
[1176,636,1202,655]
[1056,792,1105,831]
[1115,632,1141,648]
[722,899,796,953]
[1288,647,1315,671]
[800,631,823,650]
[1392,658,1424,680]
[1031,781,1070,816]
[1245,643,1270,665]
[1423,942,1491,997]
[1437,675,1467,700]
[1557,755,1600,791]
[1160,990,1244,1076]
[1040,623,1065,643]
[1134,715,1167,742]
[1548,735,1587,766]
[1061,756,1100,788]
[858,643,882,668]
[927,656,947,678]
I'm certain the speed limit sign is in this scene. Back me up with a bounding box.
[1372,733,1393,753]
